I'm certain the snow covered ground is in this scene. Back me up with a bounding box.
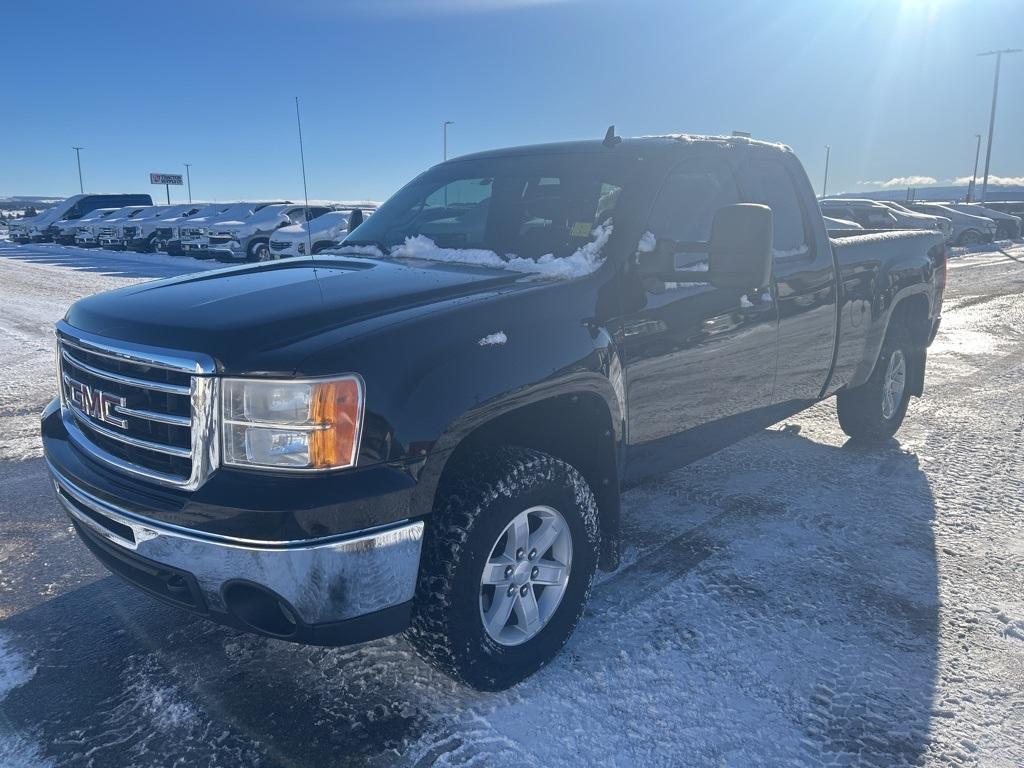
[0,240,1022,767]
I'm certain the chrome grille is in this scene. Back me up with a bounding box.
[56,323,218,489]
[270,240,289,251]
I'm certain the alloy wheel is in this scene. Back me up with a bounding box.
[881,348,906,420]
[479,505,573,646]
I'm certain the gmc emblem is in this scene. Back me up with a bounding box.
[63,375,128,429]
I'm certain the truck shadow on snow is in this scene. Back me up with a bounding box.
[0,428,940,766]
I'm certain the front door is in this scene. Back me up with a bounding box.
[619,153,779,483]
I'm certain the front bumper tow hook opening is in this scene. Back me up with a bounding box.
[223,582,299,638]
[164,574,189,596]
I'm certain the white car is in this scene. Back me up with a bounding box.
[943,203,1021,240]
[267,208,374,259]
[155,204,231,253]
[120,204,204,252]
[208,204,337,262]
[903,202,997,245]
[172,202,288,258]
[75,205,150,248]
[821,198,952,241]
[51,208,118,245]
[97,205,164,249]
[20,193,153,243]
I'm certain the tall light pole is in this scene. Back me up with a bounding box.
[183,163,193,203]
[968,134,981,202]
[443,120,454,161]
[978,48,1021,202]
[821,145,830,198]
[72,146,84,193]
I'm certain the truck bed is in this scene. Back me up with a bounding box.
[828,229,946,394]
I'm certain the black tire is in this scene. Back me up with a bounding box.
[408,447,600,691]
[311,241,333,255]
[837,324,915,442]
[248,239,271,262]
[957,229,982,246]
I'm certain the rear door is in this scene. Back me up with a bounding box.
[621,153,779,480]
[740,154,837,404]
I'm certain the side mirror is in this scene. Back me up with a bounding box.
[706,203,773,289]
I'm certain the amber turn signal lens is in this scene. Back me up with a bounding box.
[309,377,363,469]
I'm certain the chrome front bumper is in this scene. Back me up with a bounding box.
[48,460,424,628]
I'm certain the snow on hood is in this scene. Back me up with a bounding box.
[333,220,614,280]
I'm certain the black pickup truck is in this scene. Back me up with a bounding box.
[41,133,946,690]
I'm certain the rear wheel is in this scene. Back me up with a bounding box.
[837,324,914,442]
[408,447,599,690]
[958,228,983,246]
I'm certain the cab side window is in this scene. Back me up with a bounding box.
[746,158,809,257]
[645,156,740,269]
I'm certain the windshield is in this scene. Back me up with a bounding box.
[345,154,629,262]
[247,204,287,223]
[208,203,259,222]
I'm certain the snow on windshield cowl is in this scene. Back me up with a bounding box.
[331,220,615,280]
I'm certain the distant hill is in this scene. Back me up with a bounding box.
[827,184,1024,203]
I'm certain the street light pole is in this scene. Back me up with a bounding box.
[821,145,830,198]
[977,48,1021,203]
[72,146,84,193]
[183,163,193,203]
[443,120,454,161]
[968,134,981,202]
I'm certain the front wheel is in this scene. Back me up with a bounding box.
[249,240,272,262]
[837,324,914,442]
[408,447,599,690]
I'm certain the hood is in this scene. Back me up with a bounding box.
[898,211,944,222]
[208,219,248,229]
[64,257,526,374]
[272,224,307,243]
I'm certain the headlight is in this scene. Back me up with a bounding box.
[297,242,306,254]
[221,376,364,471]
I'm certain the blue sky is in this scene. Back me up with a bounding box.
[1,0,1022,202]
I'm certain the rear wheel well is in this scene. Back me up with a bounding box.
[888,293,930,396]
[438,393,621,571]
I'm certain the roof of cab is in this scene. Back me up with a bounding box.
[448,134,792,163]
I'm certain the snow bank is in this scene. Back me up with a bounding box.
[333,220,615,280]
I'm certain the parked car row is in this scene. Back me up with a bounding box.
[8,193,154,243]
[9,195,377,262]
[820,197,1023,245]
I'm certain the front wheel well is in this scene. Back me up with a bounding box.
[437,393,621,571]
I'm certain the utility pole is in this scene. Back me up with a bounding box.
[978,48,1021,202]
[443,120,454,161]
[968,134,981,202]
[72,146,84,193]
[183,163,193,203]
[821,145,830,198]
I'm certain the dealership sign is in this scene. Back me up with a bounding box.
[149,173,183,185]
